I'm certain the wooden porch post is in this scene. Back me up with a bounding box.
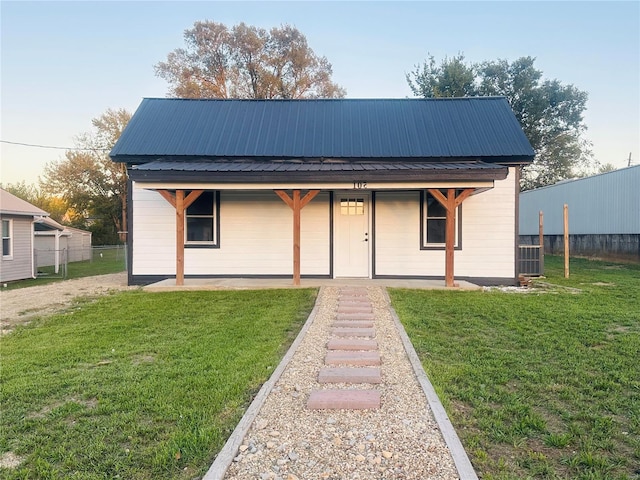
[274,189,320,285]
[158,189,204,286]
[427,188,475,287]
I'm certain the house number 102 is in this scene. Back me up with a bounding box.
[353,181,367,189]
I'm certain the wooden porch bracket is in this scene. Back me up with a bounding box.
[427,188,475,287]
[274,189,321,285]
[158,189,204,285]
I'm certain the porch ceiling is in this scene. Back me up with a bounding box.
[128,159,509,183]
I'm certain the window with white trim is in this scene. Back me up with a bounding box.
[421,191,461,249]
[185,191,219,247]
[2,219,13,258]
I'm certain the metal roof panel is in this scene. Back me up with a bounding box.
[111,98,535,162]
[129,160,509,183]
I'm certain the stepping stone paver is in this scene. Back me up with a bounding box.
[338,300,372,306]
[318,367,382,384]
[327,338,378,351]
[332,320,374,328]
[307,287,381,411]
[339,294,370,299]
[325,350,381,366]
[339,289,368,296]
[337,306,373,314]
[331,327,376,338]
[307,389,380,410]
[336,312,375,321]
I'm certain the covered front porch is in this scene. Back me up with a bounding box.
[131,160,511,288]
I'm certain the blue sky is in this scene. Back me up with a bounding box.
[1,1,639,185]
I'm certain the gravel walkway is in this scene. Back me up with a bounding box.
[213,286,467,480]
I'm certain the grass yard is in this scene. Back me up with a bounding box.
[390,256,640,480]
[0,288,317,479]
[4,246,126,290]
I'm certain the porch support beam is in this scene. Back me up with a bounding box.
[427,188,475,287]
[274,189,320,285]
[157,189,204,286]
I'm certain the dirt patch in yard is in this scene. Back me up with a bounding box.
[0,451,24,469]
[0,273,135,336]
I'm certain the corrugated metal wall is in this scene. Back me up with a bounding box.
[519,165,640,235]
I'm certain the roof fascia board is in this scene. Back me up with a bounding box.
[0,211,47,218]
[133,180,496,191]
[128,169,508,184]
[114,155,533,165]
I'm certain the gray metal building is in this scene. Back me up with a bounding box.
[519,165,640,259]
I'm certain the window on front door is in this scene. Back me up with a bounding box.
[421,191,461,249]
[185,191,219,247]
[340,198,365,216]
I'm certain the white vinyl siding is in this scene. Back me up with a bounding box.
[131,169,517,280]
[0,216,35,282]
[132,187,330,276]
[375,168,517,279]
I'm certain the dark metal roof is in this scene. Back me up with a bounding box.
[128,160,509,183]
[111,98,534,164]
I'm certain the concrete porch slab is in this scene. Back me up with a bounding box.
[144,278,481,291]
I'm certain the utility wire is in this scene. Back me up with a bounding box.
[0,140,110,152]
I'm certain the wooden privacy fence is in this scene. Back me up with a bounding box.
[519,245,544,276]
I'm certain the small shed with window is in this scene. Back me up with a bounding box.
[110,97,534,286]
[0,188,49,282]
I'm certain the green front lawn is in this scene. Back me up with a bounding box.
[390,256,640,479]
[4,246,126,290]
[0,289,317,479]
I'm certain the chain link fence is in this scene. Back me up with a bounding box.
[34,248,68,278]
[34,245,127,279]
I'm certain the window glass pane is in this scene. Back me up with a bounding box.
[2,220,9,238]
[427,219,446,244]
[427,196,446,218]
[187,191,214,215]
[3,238,10,256]
[186,218,214,242]
[341,198,364,215]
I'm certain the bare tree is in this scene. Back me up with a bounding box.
[155,21,346,99]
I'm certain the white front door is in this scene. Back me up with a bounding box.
[334,194,370,277]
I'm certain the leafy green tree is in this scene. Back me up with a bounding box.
[155,20,346,99]
[41,108,131,244]
[1,181,69,222]
[407,53,476,98]
[595,162,616,174]
[407,54,593,190]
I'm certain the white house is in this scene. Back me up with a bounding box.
[110,97,535,286]
[0,188,49,282]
